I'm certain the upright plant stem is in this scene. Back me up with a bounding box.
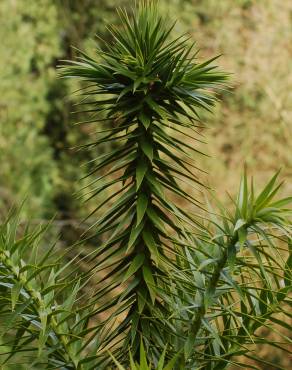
[189,233,239,340]
[127,117,158,354]
[60,1,229,362]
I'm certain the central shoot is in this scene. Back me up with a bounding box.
[61,1,226,363]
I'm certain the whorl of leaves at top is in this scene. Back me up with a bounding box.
[60,0,227,361]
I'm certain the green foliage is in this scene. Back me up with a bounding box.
[170,170,292,368]
[0,0,122,221]
[109,341,181,369]
[0,211,88,369]
[0,0,61,219]
[60,0,227,361]
[0,2,291,370]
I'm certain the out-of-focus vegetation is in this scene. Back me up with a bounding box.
[1,0,291,220]
[181,0,292,197]
[0,0,291,369]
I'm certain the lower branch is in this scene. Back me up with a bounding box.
[189,233,239,340]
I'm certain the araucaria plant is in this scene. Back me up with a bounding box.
[0,2,291,369]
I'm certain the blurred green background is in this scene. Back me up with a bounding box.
[0,0,291,368]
